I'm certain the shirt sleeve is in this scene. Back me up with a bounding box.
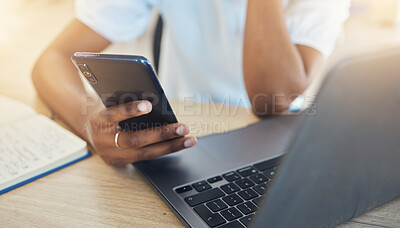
[285,0,351,58]
[75,0,153,42]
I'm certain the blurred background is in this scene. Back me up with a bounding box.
[1,0,400,107]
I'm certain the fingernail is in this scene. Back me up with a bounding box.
[184,138,196,148]
[176,125,187,136]
[138,102,148,112]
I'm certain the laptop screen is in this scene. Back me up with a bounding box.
[252,50,400,227]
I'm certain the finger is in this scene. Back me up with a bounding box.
[134,136,197,161]
[117,123,190,148]
[100,136,197,165]
[101,100,152,123]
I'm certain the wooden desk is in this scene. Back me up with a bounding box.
[0,92,260,227]
[1,89,400,228]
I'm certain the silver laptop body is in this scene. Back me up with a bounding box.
[135,48,400,228]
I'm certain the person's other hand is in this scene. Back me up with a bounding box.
[83,100,197,166]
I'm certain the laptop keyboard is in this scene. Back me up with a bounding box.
[174,157,281,228]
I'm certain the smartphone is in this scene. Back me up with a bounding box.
[71,52,178,131]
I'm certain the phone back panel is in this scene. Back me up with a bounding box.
[72,53,177,131]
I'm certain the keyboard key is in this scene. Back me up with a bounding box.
[218,221,245,228]
[193,205,226,227]
[253,183,267,195]
[252,196,264,206]
[185,188,225,207]
[237,202,257,215]
[222,193,244,206]
[207,176,223,184]
[238,189,258,200]
[253,156,282,171]
[206,199,228,212]
[175,185,193,194]
[192,181,212,192]
[222,171,241,182]
[263,168,276,179]
[220,183,240,194]
[220,207,243,221]
[236,166,258,177]
[240,214,255,227]
[249,173,269,184]
[235,178,255,189]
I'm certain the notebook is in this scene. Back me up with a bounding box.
[0,95,89,194]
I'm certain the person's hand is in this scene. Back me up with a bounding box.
[82,100,197,166]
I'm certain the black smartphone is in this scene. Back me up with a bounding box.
[71,52,178,131]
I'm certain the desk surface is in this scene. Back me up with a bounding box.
[1,91,400,228]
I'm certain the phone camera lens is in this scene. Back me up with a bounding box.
[77,64,98,84]
[88,77,96,83]
[83,71,92,77]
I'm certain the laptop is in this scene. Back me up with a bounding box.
[134,48,400,228]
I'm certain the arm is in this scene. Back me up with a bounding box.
[243,0,323,116]
[32,20,197,166]
[32,20,110,134]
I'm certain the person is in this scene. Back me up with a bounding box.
[32,0,350,166]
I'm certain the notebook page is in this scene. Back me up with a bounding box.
[0,96,36,127]
[0,115,87,187]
